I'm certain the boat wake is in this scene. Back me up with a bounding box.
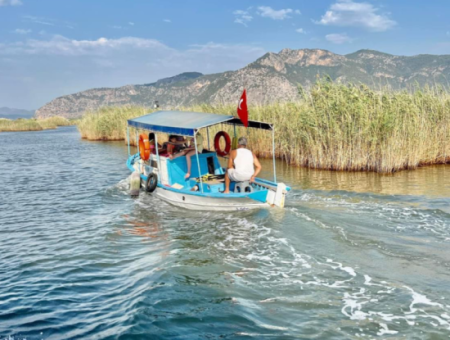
[208,207,450,338]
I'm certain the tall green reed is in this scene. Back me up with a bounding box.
[77,80,450,173]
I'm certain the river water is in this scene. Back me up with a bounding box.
[1,126,449,339]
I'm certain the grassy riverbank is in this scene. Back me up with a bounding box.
[0,116,73,132]
[77,80,450,173]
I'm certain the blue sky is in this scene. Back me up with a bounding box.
[1,0,450,110]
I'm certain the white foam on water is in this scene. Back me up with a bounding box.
[290,191,450,243]
[342,291,370,320]
[377,323,398,336]
[326,259,357,277]
[200,205,450,337]
[404,285,444,313]
[246,254,273,262]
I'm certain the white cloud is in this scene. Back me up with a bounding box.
[0,35,266,109]
[23,15,55,26]
[0,36,266,72]
[0,0,22,6]
[233,10,252,26]
[316,0,396,32]
[257,6,295,20]
[296,28,306,34]
[112,25,122,29]
[325,33,353,44]
[163,19,171,23]
[22,15,75,29]
[128,22,135,26]
[14,28,32,34]
[0,36,169,56]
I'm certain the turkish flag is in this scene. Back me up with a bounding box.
[237,89,248,127]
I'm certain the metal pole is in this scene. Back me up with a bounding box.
[194,132,203,193]
[135,130,138,154]
[206,127,210,150]
[127,126,130,156]
[272,125,277,183]
[155,132,161,184]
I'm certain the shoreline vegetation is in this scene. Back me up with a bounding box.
[0,116,73,132]
[79,79,450,173]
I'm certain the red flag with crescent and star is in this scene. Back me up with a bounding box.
[237,89,248,128]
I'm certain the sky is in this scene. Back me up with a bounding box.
[1,0,450,110]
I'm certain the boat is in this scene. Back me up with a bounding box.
[126,110,290,211]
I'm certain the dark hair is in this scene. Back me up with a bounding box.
[169,135,177,141]
[149,132,155,141]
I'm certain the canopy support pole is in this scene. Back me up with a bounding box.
[155,133,161,184]
[272,125,277,183]
[206,127,210,150]
[135,130,138,154]
[194,132,203,193]
[127,126,130,156]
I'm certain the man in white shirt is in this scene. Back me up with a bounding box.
[223,137,262,194]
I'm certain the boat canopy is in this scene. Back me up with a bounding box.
[127,110,272,137]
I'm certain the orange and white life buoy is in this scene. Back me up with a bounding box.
[139,133,151,161]
[214,131,231,157]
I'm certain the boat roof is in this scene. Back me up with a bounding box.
[127,110,272,136]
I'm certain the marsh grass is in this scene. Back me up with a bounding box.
[77,106,149,142]
[77,80,450,173]
[0,116,72,132]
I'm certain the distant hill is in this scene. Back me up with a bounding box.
[35,49,450,119]
[0,107,35,119]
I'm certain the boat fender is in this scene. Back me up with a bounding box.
[145,173,158,193]
[130,171,141,197]
[214,131,231,157]
[139,133,151,161]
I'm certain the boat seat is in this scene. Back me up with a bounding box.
[234,181,253,193]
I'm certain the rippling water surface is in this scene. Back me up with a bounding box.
[1,127,450,339]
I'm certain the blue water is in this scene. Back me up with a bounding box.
[1,126,450,339]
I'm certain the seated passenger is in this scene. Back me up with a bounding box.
[176,135,188,149]
[223,137,261,194]
[170,133,204,179]
[164,135,179,156]
[148,132,163,154]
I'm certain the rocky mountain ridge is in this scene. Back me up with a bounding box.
[35,49,450,119]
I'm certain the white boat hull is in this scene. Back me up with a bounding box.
[154,187,269,211]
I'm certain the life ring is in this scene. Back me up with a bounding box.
[139,133,151,161]
[214,131,231,157]
[145,173,158,193]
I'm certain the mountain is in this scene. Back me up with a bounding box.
[35,49,450,119]
[0,107,35,119]
[145,72,204,86]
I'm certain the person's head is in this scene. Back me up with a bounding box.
[238,136,248,148]
[169,135,177,142]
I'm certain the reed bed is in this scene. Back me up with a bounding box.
[0,116,72,132]
[77,106,149,141]
[77,80,450,173]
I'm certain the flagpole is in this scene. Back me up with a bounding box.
[272,125,276,183]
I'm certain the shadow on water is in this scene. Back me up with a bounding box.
[0,127,449,339]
